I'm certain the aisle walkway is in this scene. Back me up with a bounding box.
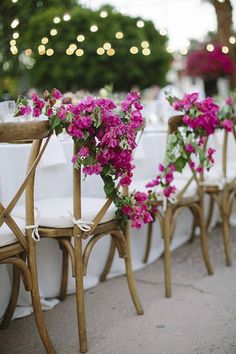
[1,227,236,354]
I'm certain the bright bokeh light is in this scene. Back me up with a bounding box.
[11,19,19,29]
[103,42,111,50]
[63,13,71,21]
[107,48,115,56]
[115,31,123,39]
[141,41,149,48]
[100,10,108,18]
[10,39,16,46]
[167,46,174,53]
[50,29,58,36]
[207,43,214,52]
[69,43,77,51]
[229,36,236,44]
[136,20,144,28]
[97,47,105,55]
[77,35,85,42]
[90,25,98,32]
[46,48,54,56]
[159,28,167,36]
[142,48,151,56]
[75,49,84,56]
[41,37,49,44]
[53,17,61,24]
[38,45,45,52]
[12,32,19,39]
[10,46,18,55]
[25,49,32,56]
[222,46,229,53]
[180,47,188,55]
[66,48,73,55]
[130,46,139,54]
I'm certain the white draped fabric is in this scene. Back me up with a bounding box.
[0,128,235,321]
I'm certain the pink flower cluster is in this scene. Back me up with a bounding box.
[60,91,144,186]
[173,93,220,136]
[146,163,177,198]
[122,192,153,229]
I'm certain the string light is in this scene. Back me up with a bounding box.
[12,0,18,3]
[103,42,111,50]
[75,49,84,56]
[53,17,61,24]
[166,46,174,54]
[130,46,139,54]
[38,45,45,52]
[180,48,188,55]
[115,32,123,39]
[66,48,73,55]
[25,49,32,56]
[100,10,108,18]
[217,0,225,2]
[10,39,16,46]
[11,18,19,29]
[97,47,105,55]
[142,48,151,56]
[90,25,98,32]
[46,48,54,56]
[12,32,19,39]
[159,28,167,36]
[41,37,49,44]
[229,36,236,44]
[77,34,85,42]
[136,20,144,28]
[50,29,57,36]
[207,44,214,52]
[63,13,71,21]
[10,46,18,55]
[141,41,149,48]
[222,46,229,53]
[69,43,77,51]
[107,48,115,56]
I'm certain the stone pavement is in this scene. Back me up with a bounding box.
[1,226,236,354]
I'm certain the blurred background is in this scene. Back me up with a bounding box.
[0,0,236,101]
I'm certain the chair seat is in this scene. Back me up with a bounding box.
[13,197,116,228]
[131,177,197,199]
[0,217,25,247]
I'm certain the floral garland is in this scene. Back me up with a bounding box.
[15,89,153,229]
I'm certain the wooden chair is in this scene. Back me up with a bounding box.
[13,141,144,353]
[0,121,56,353]
[201,128,236,266]
[100,115,214,298]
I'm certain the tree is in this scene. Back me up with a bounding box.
[0,3,171,95]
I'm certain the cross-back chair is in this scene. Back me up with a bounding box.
[13,140,144,353]
[201,127,236,266]
[0,121,56,354]
[100,115,214,298]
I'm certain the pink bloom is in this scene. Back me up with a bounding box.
[19,105,31,116]
[222,119,233,132]
[159,164,165,172]
[131,218,143,229]
[47,108,53,117]
[186,144,196,153]
[78,147,89,158]
[52,88,62,100]
[120,175,132,186]
[196,166,203,173]
[33,107,41,117]
[143,212,153,224]
[226,96,234,106]
[134,192,148,204]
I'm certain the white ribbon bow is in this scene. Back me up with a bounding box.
[68,212,94,233]
[25,207,40,242]
[156,193,177,212]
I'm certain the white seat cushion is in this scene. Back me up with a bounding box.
[13,197,116,228]
[0,217,25,247]
[131,177,197,199]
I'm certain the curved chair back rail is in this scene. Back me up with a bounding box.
[0,120,51,142]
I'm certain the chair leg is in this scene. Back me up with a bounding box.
[124,224,144,315]
[189,219,197,243]
[28,241,56,354]
[99,237,116,282]
[0,264,21,329]
[206,194,215,231]
[58,245,69,301]
[143,222,153,263]
[163,208,172,298]
[198,204,214,275]
[221,192,232,266]
[74,237,88,353]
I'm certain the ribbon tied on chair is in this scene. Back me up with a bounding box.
[68,212,94,235]
[25,207,41,242]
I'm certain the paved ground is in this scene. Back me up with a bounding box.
[1,226,236,354]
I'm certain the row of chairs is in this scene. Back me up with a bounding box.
[1,116,235,353]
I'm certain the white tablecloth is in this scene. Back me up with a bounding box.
[0,128,232,320]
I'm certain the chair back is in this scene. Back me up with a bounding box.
[0,121,52,250]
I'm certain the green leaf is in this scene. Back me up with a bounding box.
[50,115,62,130]
[174,156,187,172]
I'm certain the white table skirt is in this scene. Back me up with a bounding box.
[0,128,233,321]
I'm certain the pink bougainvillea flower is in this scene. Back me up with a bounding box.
[52,88,62,100]
[222,119,233,132]
[19,105,31,116]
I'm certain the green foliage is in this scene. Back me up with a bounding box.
[0,2,171,94]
